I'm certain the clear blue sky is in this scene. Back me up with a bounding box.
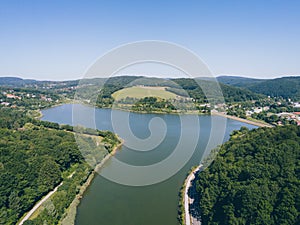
[0,0,300,80]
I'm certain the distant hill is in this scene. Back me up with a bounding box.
[217,76,300,100]
[4,75,300,101]
[246,76,300,100]
[96,76,263,104]
[217,76,266,87]
[171,78,263,102]
[0,77,38,87]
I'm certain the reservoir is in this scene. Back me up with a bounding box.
[42,104,256,225]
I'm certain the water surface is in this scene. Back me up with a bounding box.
[42,104,256,225]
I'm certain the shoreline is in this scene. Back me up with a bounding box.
[96,102,212,116]
[42,101,211,116]
[94,137,124,173]
[40,102,274,127]
[211,111,273,128]
[60,137,124,225]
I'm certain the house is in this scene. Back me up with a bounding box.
[253,107,263,113]
[246,110,253,116]
[294,102,300,108]
[1,102,10,106]
[6,94,21,100]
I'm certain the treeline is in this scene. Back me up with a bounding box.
[129,97,210,114]
[196,126,300,224]
[132,97,176,112]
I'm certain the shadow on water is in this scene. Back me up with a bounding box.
[187,169,202,223]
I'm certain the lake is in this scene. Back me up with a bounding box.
[42,104,256,225]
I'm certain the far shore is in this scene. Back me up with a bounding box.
[40,102,274,128]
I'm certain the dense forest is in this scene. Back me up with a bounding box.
[216,76,265,87]
[218,76,300,101]
[196,126,300,225]
[0,108,120,224]
[172,78,263,103]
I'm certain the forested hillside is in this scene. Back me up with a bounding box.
[171,78,263,102]
[96,76,263,107]
[216,76,265,87]
[217,76,300,100]
[0,108,120,224]
[196,126,300,225]
[246,77,300,100]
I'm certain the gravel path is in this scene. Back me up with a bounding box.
[18,182,63,225]
[184,165,202,225]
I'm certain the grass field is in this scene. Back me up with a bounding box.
[112,86,177,100]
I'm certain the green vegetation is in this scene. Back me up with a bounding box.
[96,76,140,107]
[0,108,120,225]
[196,126,300,225]
[112,86,177,100]
[246,77,300,100]
[2,75,300,105]
[216,76,265,87]
[218,76,300,101]
[252,111,297,126]
[172,78,263,103]
[94,76,263,109]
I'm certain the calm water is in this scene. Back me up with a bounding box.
[42,104,256,225]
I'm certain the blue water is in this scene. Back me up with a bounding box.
[42,104,257,225]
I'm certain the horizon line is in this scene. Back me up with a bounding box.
[0,73,299,82]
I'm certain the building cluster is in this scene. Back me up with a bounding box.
[0,90,53,108]
[276,112,300,126]
[245,106,270,116]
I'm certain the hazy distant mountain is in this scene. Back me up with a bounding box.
[0,77,38,87]
[216,76,266,87]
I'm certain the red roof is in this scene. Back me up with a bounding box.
[293,112,300,115]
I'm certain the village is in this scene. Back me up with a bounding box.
[0,88,59,110]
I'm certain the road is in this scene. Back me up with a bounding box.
[184,165,202,225]
[18,182,63,225]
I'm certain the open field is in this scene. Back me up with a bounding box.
[112,86,178,100]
